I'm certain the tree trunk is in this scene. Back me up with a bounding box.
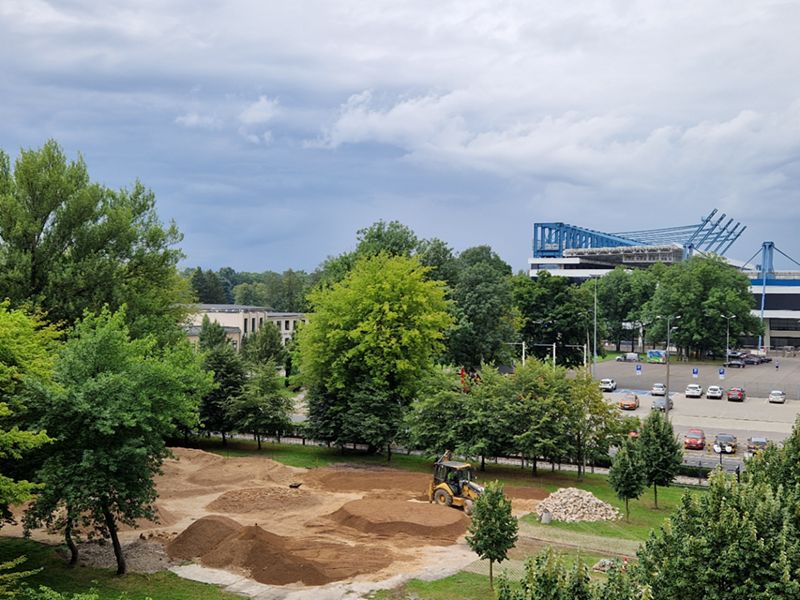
[256,432,261,450]
[531,458,537,477]
[653,484,659,509]
[65,518,79,566]
[386,443,392,462]
[102,504,126,575]
[221,431,227,447]
[480,455,485,472]
[276,433,281,444]
[625,498,630,522]
[489,559,494,589]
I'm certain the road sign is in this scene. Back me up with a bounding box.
[692,367,699,379]
[635,364,642,376]
[719,367,725,380]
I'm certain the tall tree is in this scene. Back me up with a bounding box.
[197,315,228,350]
[638,411,682,508]
[23,308,211,574]
[466,481,518,589]
[609,437,646,521]
[592,267,636,352]
[200,342,245,446]
[297,253,452,456]
[227,362,292,449]
[355,220,420,258]
[0,140,190,343]
[0,303,56,526]
[241,321,287,366]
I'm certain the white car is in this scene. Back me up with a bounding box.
[706,385,723,399]
[769,390,787,404]
[651,383,666,396]
[599,378,617,392]
[685,384,704,398]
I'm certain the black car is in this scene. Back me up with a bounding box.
[725,360,745,368]
[714,433,738,454]
[743,354,762,365]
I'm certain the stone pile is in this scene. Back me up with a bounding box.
[536,487,620,523]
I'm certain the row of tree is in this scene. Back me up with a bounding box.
[186,266,314,312]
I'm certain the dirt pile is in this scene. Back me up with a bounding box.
[329,499,467,544]
[205,486,318,513]
[536,488,620,522]
[304,467,430,498]
[168,515,393,585]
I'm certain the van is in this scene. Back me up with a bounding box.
[615,352,640,362]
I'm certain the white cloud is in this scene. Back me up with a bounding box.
[174,112,220,129]
[238,96,279,125]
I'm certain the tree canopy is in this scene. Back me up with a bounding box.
[0,140,190,343]
[297,253,452,454]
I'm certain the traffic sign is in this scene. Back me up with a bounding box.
[635,364,642,376]
[719,367,725,380]
[692,367,699,379]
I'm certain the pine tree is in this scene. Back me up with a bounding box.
[466,481,518,589]
[609,437,646,520]
[638,410,682,508]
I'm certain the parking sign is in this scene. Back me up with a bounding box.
[719,367,725,380]
[692,367,699,379]
[635,364,642,376]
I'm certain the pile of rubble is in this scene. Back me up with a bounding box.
[536,487,620,523]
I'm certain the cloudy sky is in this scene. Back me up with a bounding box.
[2,1,800,272]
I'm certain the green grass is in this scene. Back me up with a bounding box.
[0,537,240,600]
[523,473,699,541]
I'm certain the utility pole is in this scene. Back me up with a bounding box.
[522,341,526,366]
[593,276,598,377]
[664,314,681,416]
[551,342,556,371]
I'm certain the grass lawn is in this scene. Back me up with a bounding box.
[0,537,239,600]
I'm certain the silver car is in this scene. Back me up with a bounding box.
[768,390,786,404]
[685,384,703,398]
[651,383,666,396]
[599,378,617,392]
[706,385,723,399]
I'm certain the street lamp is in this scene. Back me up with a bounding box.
[722,314,736,360]
[657,314,681,416]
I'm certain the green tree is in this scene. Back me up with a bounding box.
[636,471,800,600]
[355,220,420,258]
[466,481,518,589]
[643,256,760,357]
[241,321,287,366]
[592,267,636,352]
[638,411,682,508]
[200,342,245,446]
[417,238,458,287]
[609,437,646,521]
[190,268,227,304]
[0,140,190,343]
[297,253,452,456]
[228,362,292,449]
[232,282,271,307]
[402,368,467,455]
[197,315,228,350]
[0,303,55,525]
[23,308,211,574]
[566,371,620,478]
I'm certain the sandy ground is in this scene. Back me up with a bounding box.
[6,448,545,593]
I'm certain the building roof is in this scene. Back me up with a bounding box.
[195,303,272,312]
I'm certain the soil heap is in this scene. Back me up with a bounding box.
[329,499,467,544]
[536,487,620,522]
[167,515,393,586]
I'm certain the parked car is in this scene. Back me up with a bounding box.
[746,436,769,457]
[651,383,667,396]
[769,390,787,404]
[684,428,706,450]
[618,393,640,410]
[685,384,704,398]
[706,385,724,399]
[727,387,746,402]
[726,350,744,359]
[651,396,673,412]
[743,354,762,365]
[599,378,617,392]
[615,352,640,362]
[714,433,738,454]
[725,360,746,368]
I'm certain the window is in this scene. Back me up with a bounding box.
[244,319,248,334]
[285,320,290,330]
[252,317,256,332]
[771,318,800,331]
[259,317,263,327]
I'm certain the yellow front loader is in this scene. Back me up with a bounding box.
[427,451,484,515]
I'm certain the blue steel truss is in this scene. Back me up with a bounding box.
[533,209,745,258]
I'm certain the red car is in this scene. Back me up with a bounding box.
[684,428,706,450]
[727,388,746,402]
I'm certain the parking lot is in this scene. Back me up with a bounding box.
[597,355,800,468]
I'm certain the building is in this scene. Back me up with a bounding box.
[528,214,800,351]
[186,304,308,349]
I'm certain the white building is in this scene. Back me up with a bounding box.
[186,304,308,349]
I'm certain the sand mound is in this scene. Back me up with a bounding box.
[206,486,319,513]
[120,504,180,531]
[329,499,467,544]
[169,516,393,585]
[168,515,243,560]
[187,457,297,487]
[304,467,430,496]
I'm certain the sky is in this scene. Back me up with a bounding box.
[2,1,800,273]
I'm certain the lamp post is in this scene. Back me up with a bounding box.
[722,314,736,360]
[662,314,681,416]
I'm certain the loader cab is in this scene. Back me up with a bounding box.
[433,461,474,496]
